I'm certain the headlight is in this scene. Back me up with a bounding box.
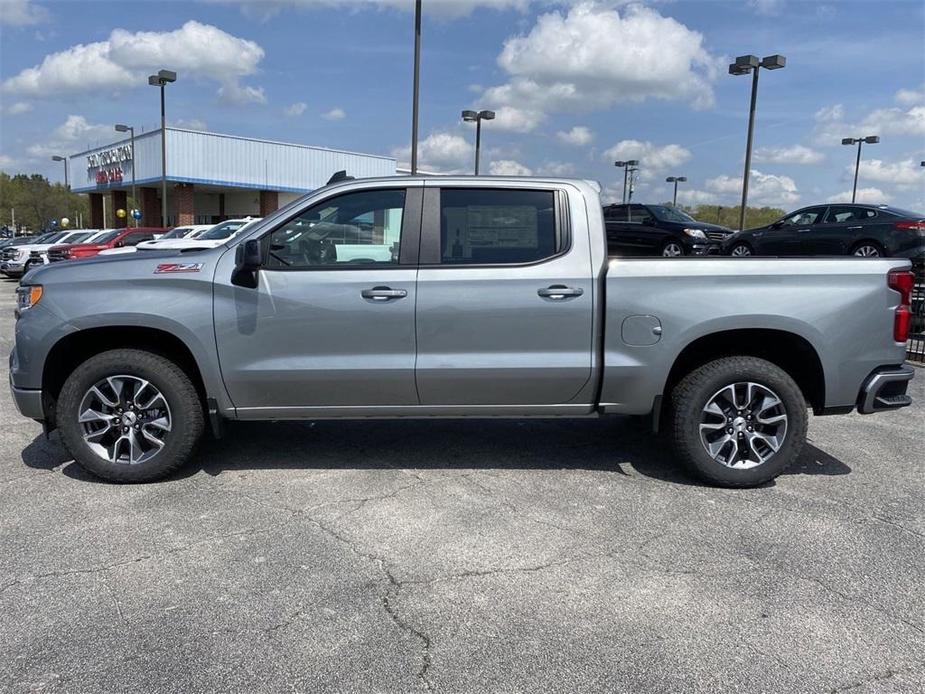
[682,228,707,239]
[16,285,43,314]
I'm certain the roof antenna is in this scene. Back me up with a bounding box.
[327,170,354,185]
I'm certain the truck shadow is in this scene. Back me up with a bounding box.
[21,416,851,487]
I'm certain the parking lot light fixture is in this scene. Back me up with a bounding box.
[615,160,639,204]
[666,176,687,206]
[115,124,138,226]
[51,155,69,189]
[729,53,786,230]
[148,69,177,227]
[842,135,879,203]
[461,109,495,175]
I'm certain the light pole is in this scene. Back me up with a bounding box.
[729,54,786,231]
[614,160,639,204]
[114,124,137,226]
[461,109,495,175]
[51,155,69,189]
[410,0,422,175]
[666,176,687,206]
[148,69,176,226]
[841,136,879,204]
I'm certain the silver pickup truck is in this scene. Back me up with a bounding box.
[9,176,916,487]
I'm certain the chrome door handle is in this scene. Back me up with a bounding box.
[847,226,862,230]
[538,285,584,300]
[361,286,407,301]
[797,228,810,233]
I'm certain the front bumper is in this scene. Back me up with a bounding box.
[9,377,44,420]
[857,365,915,414]
[1,261,24,277]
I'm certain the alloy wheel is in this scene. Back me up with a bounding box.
[698,381,788,469]
[853,245,881,257]
[662,243,684,257]
[78,375,172,465]
[730,245,751,257]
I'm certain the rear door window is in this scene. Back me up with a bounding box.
[439,188,559,265]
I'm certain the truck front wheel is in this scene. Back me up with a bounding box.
[668,356,807,487]
[57,349,204,483]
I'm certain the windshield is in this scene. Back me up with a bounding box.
[91,230,121,244]
[161,226,195,240]
[65,232,94,243]
[200,220,250,240]
[649,205,695,223]
[42,232,68,244]
[883,206,923,219]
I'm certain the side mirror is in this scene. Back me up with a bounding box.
[232,239,262,288]
[115,240,125,248]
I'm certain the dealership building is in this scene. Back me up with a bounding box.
[69,128,398,228]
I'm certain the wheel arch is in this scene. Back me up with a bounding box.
[42,326,209,431]
[663,328,826,415]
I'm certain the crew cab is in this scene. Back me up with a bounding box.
[10,177,915,487]
[98,224,214,256]
[1,229,101,277]
[48,227,166,262]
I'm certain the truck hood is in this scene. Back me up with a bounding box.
[25,244,227,284]
[142,238,227,250]
[54,242,107,253]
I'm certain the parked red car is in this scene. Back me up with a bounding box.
[48,227,168,262]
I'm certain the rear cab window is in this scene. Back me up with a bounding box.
[437,188,562,265]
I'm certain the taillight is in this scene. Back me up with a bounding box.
[895,220,925,233]
[888,269,914,342]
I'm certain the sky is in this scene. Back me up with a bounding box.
[1,0,924,211]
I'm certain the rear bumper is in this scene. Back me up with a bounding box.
[857,365,915,414]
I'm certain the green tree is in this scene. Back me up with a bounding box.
[0,171,89,233]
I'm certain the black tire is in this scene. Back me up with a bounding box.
[668,356,807,488]
[57,349,204,483]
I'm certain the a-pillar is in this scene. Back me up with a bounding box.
[259,190,279,216]
[111,190,128,228]
[89,193,104,229]
[140,187,160,226]
[174,183,194,226]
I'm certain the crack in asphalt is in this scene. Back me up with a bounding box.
[829,665,917,693]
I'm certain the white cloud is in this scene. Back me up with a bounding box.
[2,21,265,103]
[26,114,114,159]
[172,118,208,131]
[284,102,307,117]
[602,140,692,172]
[852,158,925,189]
[221,0,531,21]
[488,105,544,133]
[478,3,721,132]
[706,169,800,206]
[4,101,32,115]
[826,187,893,204]
[814,101,925,144]
[753,145,825,165]
[537,161,576,176]
[0,0,48,26]
[0,154,19,169]
[895,84,925,106]
[556,126,593,146]
[392,131,472,173]
[218,82,266,105]
[489,159,533,176]
[676,189,721,205]
[322,107,346,121]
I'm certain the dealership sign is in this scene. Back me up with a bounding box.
[86,145,133,170]
[87,144,132,186]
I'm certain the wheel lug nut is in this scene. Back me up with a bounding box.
[727,428,734,434]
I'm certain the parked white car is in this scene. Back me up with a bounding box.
[98,224,214,256]
[141,218,262,250]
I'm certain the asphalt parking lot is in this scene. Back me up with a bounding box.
[1,277,923,694]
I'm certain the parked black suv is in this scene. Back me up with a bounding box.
[603,203,734,257]
[723,203,925,260]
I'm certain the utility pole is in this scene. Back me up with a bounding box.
[410,0,422,175]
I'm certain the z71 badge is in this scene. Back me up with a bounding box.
[154,263,203,274]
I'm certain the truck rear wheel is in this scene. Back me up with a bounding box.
[57,349,204,483]
[668,356,807,487]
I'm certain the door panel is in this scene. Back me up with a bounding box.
[212,185,421,410]
[415,185,594,406]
